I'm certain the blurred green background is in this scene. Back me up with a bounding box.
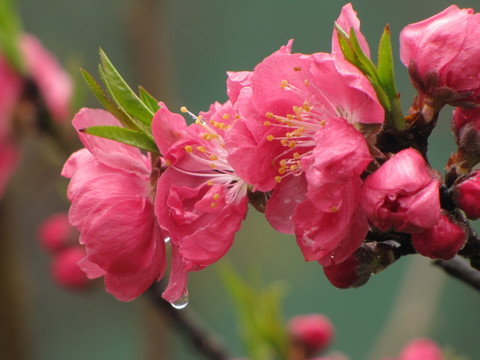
[3,0,480,359]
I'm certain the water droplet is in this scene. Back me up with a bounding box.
[164,236,171,244]
[330,255,335,259]
[170,289,189,310]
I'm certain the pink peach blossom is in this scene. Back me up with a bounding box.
[400,6,480,103]
[62,108,166,301]
[225,41,383,193]
[332,3,370,59]
[0,53,23,197]
[411,213,465,260]
[21,34,73,122]
[152,101,248,299]
[362,148,441,233]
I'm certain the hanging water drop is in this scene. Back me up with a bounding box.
[164,236,171,244]
[170,288,189,310]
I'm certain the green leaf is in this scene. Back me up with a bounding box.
[219,264,288,360]
[0,0,26,73]
[349,28,379,82]
[82,125,159,154]
[377,25,396,99]
[139,86,160,113]
[99,48,155,126]
[80,69,141,130]
[367,75,391,112]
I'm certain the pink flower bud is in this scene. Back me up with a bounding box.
[323,242,396,289]
[455,170,480,219]
[411,213,465,260]
[37,213,76,253]
[51,246,89,289]
[362,149,441,233]
[400,6,480,106]
[452,107,480,159]
[398,338,444,360]
[288,314,335,354]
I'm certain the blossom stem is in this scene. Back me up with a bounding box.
[146,283,231,360]
[433,258,480,292]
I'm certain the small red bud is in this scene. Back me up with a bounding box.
[288,314,335,356]
[51,246,89,289]
[411,213,465,260]
[37,213,75,253]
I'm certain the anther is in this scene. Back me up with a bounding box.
[275,176,282,183]
[264,120,271,126]
[266,135,274,141]
[266,112,274,119]
[293,66,302,72]
[211,202,217,208]
[197,146,206,153]
[280,80,289,89]
[185,145,193,153]
[330,206,338,213]
[210,155,218,160]
[213,194,220,201]
[288,140,296,148]
[180,106,188,113]
[222,113,230,120]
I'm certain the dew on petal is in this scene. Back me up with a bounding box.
[171,288,189,310]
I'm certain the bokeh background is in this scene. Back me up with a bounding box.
[2,0,480,359]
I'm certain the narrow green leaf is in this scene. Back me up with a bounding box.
[367,75,391,113]
[0,0,26,73]
[377,25,397,99]
[349,29,379,82]
[82,125,159,154]
[391,95,406,130]
[80,69,140,130]
[99,48,154,125]
[139,86,160,113]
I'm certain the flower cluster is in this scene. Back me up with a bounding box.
[62,3,480,303]
[0,33,73,197]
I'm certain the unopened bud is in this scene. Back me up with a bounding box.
[454,170,480,219]
[37,213,76,252]
[398,338,444,360]
[323,242,396,289]
[288,314,335,357]
[411,212,466,260]
[51,246,89,289]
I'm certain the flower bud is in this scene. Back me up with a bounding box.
[454,170,480,219]
[37,212,76,253]
[362,148,440,233]
[51,246,89,289]
[323,242,396,289]
[451,107,480,166]
[288,314,335,357]
[411,213,465,260]
[398,338,444,360]
[400,6,480,107]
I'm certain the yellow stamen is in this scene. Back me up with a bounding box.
[264,120,271,126]
[304,79,309,86]
[288,140,296,148]
[185,145,193,153]
[211,202,217,208]
[293,152,300,159]
[330,206,338,213]
[281,139,288,146]
[280,80,289,89]
[180,106,188,113]
[290,165,297,171]
[266,134,274,141]
[266,112,274,119]
[197,146,207,153]
[207,180,213,186]
[293,66,302,72]
[210,154,218,160]
[213,194,220,201]
[222,113,230,120]
[275,176,282,183]
[210,163,216,169]
[278,167,286,175]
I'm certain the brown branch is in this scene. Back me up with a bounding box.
[433,258,480,292]
[146,284,231,360]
